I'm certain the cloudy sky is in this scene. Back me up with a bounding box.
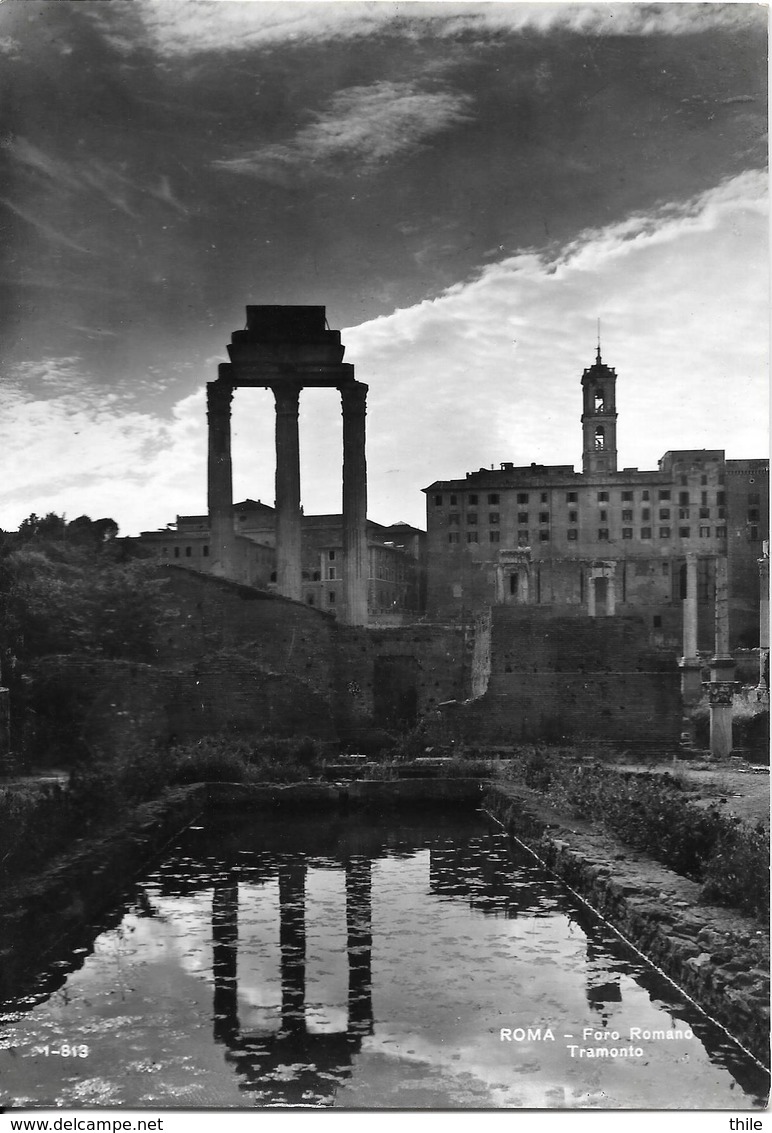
[0,1,767,535]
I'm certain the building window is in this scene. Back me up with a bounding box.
[313,570,321,581]
[517,530,529,544]
[448,513,460,525]
[748,508,760,522]
[467,513,478,525]
[599,509,607,522]
[567,491,578,503]
[701,491,708,505]
[718,473,726,485]
[717,491,726,505]
[489,531,500,543]
[641,527,652,540]
[750,526,760,541]
[569,511,578,523]
[518,512,528,524]
[434,494,443,506]
[622,509,633,522]
[469,494,478,505]
[539,530,550,541]
[448,533,460,544]
[680,475,688,486]
[328,567,336,580]
[203,545,209,557]
[678,527,689,539]
[653,615,662,628]
[699,526,711,538]
[467,532,479,543]
[449,493,457,505]
[621,491,633,501]
[658,490,671,500]
[517,493,529,504]
[679,492,690,505]
[489,512,500,524]
[679,508,690,520]
[539,511,549,524]
[185,546,192,557]
[622,528,633,539]
[540,492,548,503]
[701,474,708,485]
[659,509,670,520]
[642,490,650,501]
[717,526,727,539]
[174,547,180,558]
[329,550,336,560]
[641,508,650,521]
[699,507,710,519]
[488,493,500,505]
[595,426,605,450]
[717,507,726,519]
[598,529,609,541]
[567,529,578,541]
[328,591,336,604]
[597,491,609,502]
[659,527,671,539]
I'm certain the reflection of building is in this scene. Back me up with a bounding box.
[138,501,425,625]
[211,857,372,1107]
[424,348,768,648]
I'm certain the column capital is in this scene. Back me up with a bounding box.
[340,381,368,411]
[271,382,302,412]
[207,379,233,411]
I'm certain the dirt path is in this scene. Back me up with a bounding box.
[616,761,770,827]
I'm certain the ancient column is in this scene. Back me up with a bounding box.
[273,383,303,602]
[207,378,236,578]
[709,555,735,758]
[606,568,616,617]
[346,858,373,1037]
[587,570,596,617]
[341,382,369,626]
[758,547,769,702]
[679,553,702,705]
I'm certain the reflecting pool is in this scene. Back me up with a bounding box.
[0,812,768,1109]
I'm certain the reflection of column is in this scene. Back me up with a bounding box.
[346,858,373,1037]
[709,555,734,758]
[212,875,239,1043]
[207,378,235,578]
[607,572,616,617]
[587,570,596,617]
[680,553,702,705]
[279,861,306,1035]
[341,382,369,626]
[757,550,769,701]
[273,384,303,602]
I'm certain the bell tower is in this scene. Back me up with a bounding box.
[581,343,618,474]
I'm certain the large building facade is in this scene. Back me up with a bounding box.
[424,350,768,649]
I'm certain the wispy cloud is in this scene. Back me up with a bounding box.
[126,1,759,57]
[214,80,473,180]
[0,198,94,254]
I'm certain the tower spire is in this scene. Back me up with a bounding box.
[596,318,602,364]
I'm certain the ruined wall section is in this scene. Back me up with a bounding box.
[444,607,681,744]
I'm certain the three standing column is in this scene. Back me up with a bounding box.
[273,383,303,603]
[341,382,369,626]
[679,553,702,705]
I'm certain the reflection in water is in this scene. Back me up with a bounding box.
[0,814,768,1109]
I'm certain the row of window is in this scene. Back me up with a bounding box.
[167,545,209,558]
[449,526,730,545]
[445,504,728,530]
[434,489,732,508]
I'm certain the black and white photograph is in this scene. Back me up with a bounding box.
[0,0,768,1121]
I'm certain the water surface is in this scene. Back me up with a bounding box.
[0,812,767,1109]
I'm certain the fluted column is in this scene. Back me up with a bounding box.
[273,383,303,602]
[341,382,369,626]
[680,553,701,705]
[709,555,734,758]
[207,378,235,578]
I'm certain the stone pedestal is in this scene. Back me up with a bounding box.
[341,383,369,626]
[273,384,303,602]
[207,378,235,578]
